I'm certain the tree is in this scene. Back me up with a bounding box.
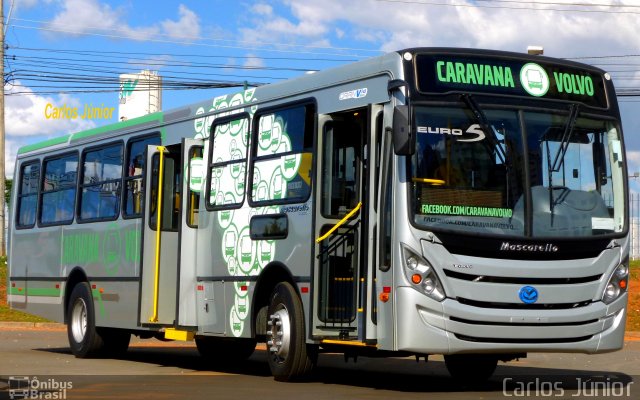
[4,178,11,207]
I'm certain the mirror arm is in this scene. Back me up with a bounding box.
[388,79,415,156]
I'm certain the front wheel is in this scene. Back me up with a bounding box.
[444,354,498,384]
[266,282,317,381]
[67,282,104,358]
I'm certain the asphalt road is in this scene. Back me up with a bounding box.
[0,326,638,399]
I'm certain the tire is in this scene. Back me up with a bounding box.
[444,354,498,384]
[97,328,131,355]
[266,282,317,382]
[195,337,256,362]
[67,282,104,358]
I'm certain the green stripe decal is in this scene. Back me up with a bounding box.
[9,287,61,296]
[92,289,106,318]
[70,112,163,142]
[17,112,164,155]
[18,135,71,155]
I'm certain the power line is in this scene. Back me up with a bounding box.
[7,61,286,82]
[6,53,317,72]
[8,45,358,63]
[474,0,640,8]
[5,80,256,96]
[374,0,640,14]
[10,20,381,57]
[5,42,640,97]
[568,54,640,60]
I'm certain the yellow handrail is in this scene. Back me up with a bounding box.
[412,177,446,185]
[150,145,166,323]
[316,202,362,243]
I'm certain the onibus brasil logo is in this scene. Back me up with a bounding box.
[520,63,550,97]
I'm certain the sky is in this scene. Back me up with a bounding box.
[4,0,640,189]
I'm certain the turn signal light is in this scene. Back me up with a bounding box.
[379,292,390,302]
[411,274,422,284]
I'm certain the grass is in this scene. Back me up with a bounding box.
[0,256,50,322]
[0,256,638,330]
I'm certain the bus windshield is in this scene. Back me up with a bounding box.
[410,106,625,238]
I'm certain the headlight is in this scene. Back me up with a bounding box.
[402,245,446,301]
[602,261,629,305]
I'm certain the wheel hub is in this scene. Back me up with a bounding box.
[267,307,291,362]
[71,298,87,343]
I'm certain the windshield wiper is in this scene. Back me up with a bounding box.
[460,93,507,164]
[546,104,579,219]
[550,104,579,173]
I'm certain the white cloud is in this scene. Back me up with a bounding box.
[252,3,273,16]
[133,54,175,71]
[45,1,201,42]
[46,0,159,40]
[4,81,96,176]
[161,4,201,40]
[240,0,640,58]
[243,54,265,69]
[627,151,640,174]
[15,0,40,9]
[241,0,333,46]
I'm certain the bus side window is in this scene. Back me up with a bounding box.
[16,161,40,228]
[250,103,315,206]
[187,147,204,227]
[79,143,123,221]
[40,153,78,226]
[123,134,161,218]
[380,133,393,272]
[206,116,249,210]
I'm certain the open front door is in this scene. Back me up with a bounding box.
[177,138,204,327]
[140,144,182,326]
[312,106,382,342]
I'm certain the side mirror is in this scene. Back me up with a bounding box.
[392,105,415,155]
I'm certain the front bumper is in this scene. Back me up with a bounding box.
[394,286,627,355]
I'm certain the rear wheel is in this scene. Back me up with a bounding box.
[444,354,498,384]
[67,282,104,358]
[266,282,317,381]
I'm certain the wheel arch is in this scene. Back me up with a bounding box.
[251,261,298,338]
[64,267,89,324]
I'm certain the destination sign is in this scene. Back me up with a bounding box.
[415,54,608,108]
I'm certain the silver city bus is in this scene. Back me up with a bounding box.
[8,48,629,382]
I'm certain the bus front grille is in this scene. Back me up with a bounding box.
[444,269,601,285]
[456,297,593,310]
[449,316,599,327]
[454,334,594,344]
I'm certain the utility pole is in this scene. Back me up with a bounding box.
[0,0,6,257]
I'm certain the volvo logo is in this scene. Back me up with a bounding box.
[519,286,539,304]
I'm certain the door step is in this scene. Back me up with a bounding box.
[164,328,194,341]
[320,339,377,348]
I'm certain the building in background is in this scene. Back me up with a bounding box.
[119,70,162,121]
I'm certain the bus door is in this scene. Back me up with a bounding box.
[312,106,381,342]
[177,139,204,327]
[140,144,182,326]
